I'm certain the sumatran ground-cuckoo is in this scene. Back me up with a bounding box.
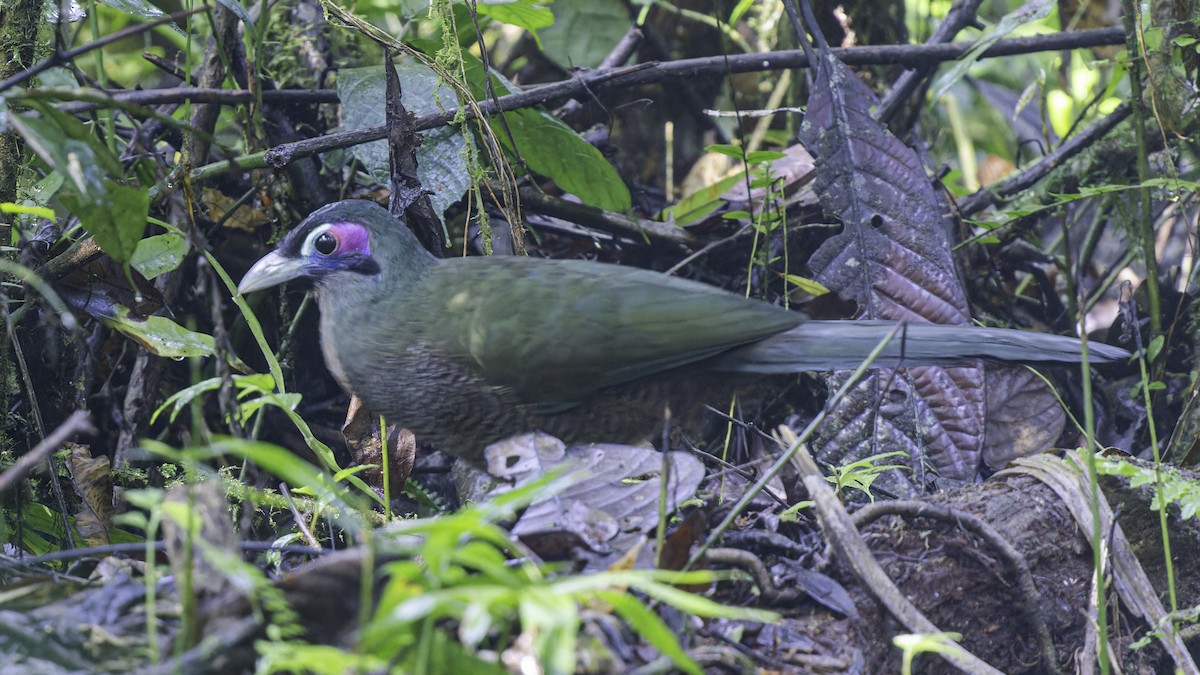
[238,200,1130,461]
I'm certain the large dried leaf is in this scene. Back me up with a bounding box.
[983,367,1065,469]
[480,433,704,559]
[342,395,415,495]
[67,443,112,547]
[813,366,986,492]
[798,50,985,484]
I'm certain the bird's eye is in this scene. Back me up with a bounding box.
[313,231,338,255]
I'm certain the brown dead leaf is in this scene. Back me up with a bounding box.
[799,47,985,486]
[481,433,705,563]
[66,443,112,547]
[342,395,415,495]
[202,189,271,233]
[983,366,1066,470]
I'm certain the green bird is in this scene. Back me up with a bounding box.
[238,200,1128,460]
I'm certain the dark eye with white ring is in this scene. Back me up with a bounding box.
[313,231,337,255]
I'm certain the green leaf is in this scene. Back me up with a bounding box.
[336,62,472,221]
[61,180,150,264]
[257,643,390,675]
[779,500,813,522]
[10,104,149,263]
[131,233,188,279]
[476,0,554,35]
[152,376,221,424]
[98,0,166,20]
[0,202,55,219]
[454,50,631,212]
[728,0,756,24]
[705,143,745,159]
[659,170,746,226]
[600,590,702,675]
[745,150,787,163]
[100,305,215,359]
[9,107,124,195]
[781,273,828,296]
[538,0,628,68]
[629,576,779,623]
[1148,334,1165,362]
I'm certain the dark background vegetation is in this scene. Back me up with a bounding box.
[1,0,1198,672]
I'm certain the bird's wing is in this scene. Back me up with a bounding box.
[421,257,802,404]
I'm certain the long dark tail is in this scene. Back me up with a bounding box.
[716,320,1130,373]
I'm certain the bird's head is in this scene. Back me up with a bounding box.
[238,200,429,295]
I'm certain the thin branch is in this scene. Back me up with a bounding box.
[51,87,340,113]
[0,6,211,93]
[143,27,1125,183]
[281,30,1122,166]
[0,411,93,495]
[516,186,697,246]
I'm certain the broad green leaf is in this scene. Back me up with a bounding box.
[455,50,632,212]
[10,104,148,263]
[18,502,71,555]
[745,150,787,163]
[705,143,746,159]
[9,110,121,195]
[337,62,472,221]
[99,0,166,20]
[600,590,702,675]
[539,0,628,69]
[660,169,746,226]
[131,232,188,279]
[101,305,215,358]
[61,180,149,264]
[506,111,631,211]
[476,0,554,35]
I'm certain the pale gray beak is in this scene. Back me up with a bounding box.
[237,251,309,295]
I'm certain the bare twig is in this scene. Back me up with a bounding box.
[0,410,93,495]
[281,483,322,550]
[560,26,643,122]
[515,186,696,246]
[51,87,339,114]
[110,28,1126,206]
[0,6,211,93]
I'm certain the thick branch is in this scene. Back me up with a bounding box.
[260,28,1125,169]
